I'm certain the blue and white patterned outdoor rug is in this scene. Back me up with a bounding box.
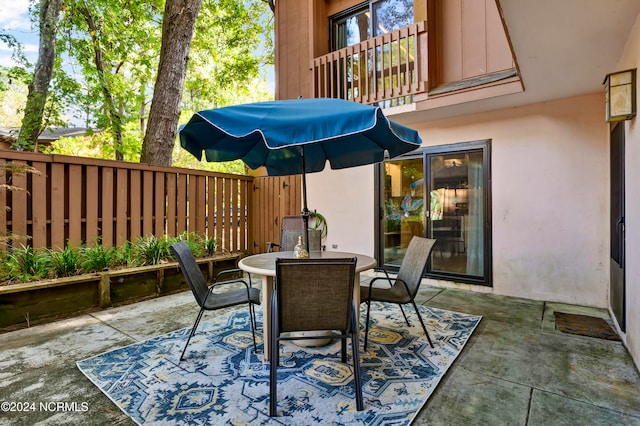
[77,303,481,425]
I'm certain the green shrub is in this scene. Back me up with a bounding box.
[0,233,222,284]
[0,252,11,283]
[175,232,207,257]
[80,241,118,273]
[49,242,80,277]
[132,235,171,266]
[7,245,51,282]
[203,236,218,256]
[114,240,134,267]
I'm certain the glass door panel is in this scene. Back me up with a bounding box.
[382,158,425,266]
[428,152,484,276]
[378,140,491,285]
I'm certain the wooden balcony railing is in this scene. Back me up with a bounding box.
[313,21,428,105]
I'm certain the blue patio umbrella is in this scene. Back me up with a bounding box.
[178,98,422,250]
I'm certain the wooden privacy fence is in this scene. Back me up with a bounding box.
[0,150,253,253]
[250,175,303,253]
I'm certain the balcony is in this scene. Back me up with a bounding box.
[313,21,428,106]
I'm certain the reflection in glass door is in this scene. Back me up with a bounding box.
[428,152,484,277]
[379,140,491,285]
[382,158,425,266]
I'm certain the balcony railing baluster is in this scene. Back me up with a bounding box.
[313,21,427,106]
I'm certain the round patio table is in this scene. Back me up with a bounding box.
[239,250,376,360]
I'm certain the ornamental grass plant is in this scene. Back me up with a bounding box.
[0,233,220,285]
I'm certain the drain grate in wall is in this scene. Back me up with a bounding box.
[554,312,620,341]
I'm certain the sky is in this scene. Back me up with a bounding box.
[0,0,39,67]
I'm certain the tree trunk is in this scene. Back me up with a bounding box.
[16,0,63,151]
[82,4,124,161]
[141,0,203,166]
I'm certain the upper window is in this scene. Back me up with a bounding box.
[331,0,414,50]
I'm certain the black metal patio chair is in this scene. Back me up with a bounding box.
[269,257,363,416]
[360,236,437,350]
[170,241,261,360]
[266,215,322,252]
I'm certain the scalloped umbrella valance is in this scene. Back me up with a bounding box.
[178,98,422,249]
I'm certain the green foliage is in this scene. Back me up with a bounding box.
[49,242,80,277]
[43,125,142,162]
[0,78,27,127]
[4,0,274,166]
[203,236,218,256]
[131,235,171,266]
[54,0,163,158]
[171,139,247,174]
[309,211,329,240]
[0,65,30,94]
[184,0,272,112]
[0,252,11,282]
[0,233,222,284]
[6,245,51,282]
[114,240,135,267]
[173,232,206,257]
[80,240,118,273]
[0,33,28,69]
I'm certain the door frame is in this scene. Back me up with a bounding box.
[375,139,492,286]
[610,122,626,331]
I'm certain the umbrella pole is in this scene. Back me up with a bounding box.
[301,147,310,252]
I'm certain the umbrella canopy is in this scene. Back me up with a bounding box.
[179,98,421,176]
[178,98,422,250]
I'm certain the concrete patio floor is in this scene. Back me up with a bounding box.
[1,279,640,425]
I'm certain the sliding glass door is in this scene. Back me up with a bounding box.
[378,140,492,285]
[381,157,425,266]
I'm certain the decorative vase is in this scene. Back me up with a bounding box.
[293,235,309,258]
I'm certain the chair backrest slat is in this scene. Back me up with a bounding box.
[396,237,437,297]
[170,241,210,307]
[275,257,357,333]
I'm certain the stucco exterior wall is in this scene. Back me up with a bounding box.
[615,13,640,371]
[420,95,609,306]
[307,166,377,257]
[308,94,609,308]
